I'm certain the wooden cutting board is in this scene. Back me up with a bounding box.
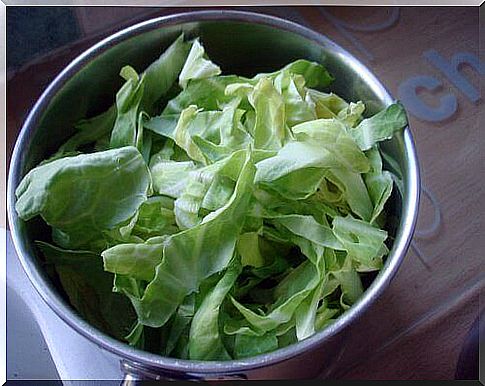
[6,6,483,380]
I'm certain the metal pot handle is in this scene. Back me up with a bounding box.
[121,372,143,386]
[120,359,248,383]
[120,360,193,383]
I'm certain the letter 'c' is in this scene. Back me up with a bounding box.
[397,75,457,122]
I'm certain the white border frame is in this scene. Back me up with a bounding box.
[1,2,7,385]
[2,4,482,384]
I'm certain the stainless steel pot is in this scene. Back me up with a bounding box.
[7,10,420,381]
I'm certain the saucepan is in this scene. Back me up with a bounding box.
[7,10,420,381]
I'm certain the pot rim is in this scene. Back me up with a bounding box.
[7,9,420,374]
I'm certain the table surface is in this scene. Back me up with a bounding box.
[6,6,484,380]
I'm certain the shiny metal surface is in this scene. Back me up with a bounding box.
[7,10,420,379]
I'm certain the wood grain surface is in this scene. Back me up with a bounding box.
[6,6,483,380]
[297,6,484,379]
